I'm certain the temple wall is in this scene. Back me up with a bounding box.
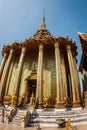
[19,53,38,96]
[7,51,56,98]
[43,51,56,98]
[18,51,56,98]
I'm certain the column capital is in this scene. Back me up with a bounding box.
[0,52,8,80]
[9,48,14,55]
[72,51,76,57]
[3,52,8,58]
[21,46,27,53]
[54,42,60,48]
[39,44,44,50]
[66,44,71,51]
[82,68,86,75]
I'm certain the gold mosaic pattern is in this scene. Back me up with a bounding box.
[19,53,38,96]
[43,51,56,98]
[7,51,56,98]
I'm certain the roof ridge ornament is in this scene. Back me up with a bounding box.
[40,8,46,30]
[75,30,87,41]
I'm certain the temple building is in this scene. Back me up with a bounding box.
[78,32,87,107]
[0,14,82,109]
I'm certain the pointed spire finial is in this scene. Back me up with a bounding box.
[43,8,45,18]
[40,8,46,30]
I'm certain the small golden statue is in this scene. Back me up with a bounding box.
[64,97,71,107]
[66,117,71,130]
[11,95,17,107]
[29,92,35,108]
[18,96,24,106]
[43,96,49,108]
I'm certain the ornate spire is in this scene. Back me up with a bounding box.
[40,9,46,30]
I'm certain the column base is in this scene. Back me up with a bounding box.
[83,92,87,108]
[37,103,43,109]
[83,99,87,108]
[55,102,65,109]
[11,96,18,107]
[73,101,81,108]
[0,98,3,105]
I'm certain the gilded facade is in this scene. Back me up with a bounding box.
[0,15,82,109]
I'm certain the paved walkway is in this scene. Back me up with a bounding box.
[0,122,87,130]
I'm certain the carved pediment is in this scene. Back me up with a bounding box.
[25,70,37,80]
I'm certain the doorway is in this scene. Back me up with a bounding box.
[28,80,36,102]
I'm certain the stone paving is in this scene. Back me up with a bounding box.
[0,122,87,130]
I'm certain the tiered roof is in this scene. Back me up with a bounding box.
[2,12,77,57]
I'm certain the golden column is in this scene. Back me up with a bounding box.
[0,53,8,80]
[61,50,68,100]
[0,48,14,101]
[14,46,26,98]
[37,44,43,108]
[5,57,15,96]
[54,42,63,108]
[81,68,86,86]
[66,44,81,107]
[72,52,81,103]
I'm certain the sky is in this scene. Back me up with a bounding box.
[0,0,87,66]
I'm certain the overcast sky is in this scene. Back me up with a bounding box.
[0,0,87,65]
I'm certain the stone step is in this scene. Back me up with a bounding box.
[13,114,25,118]
[12,119,21,122]
[13,116,24,119]
[17,112,26,114]
[12,116,22,120]
[17,111,26,114]
[12,119,21,123]
[14,114,25,117]
[28,108,87,127]
[31,111,87,116]
[16,112,27,115]
[29,119,87,127]
[12,120,21,125]
[12,117,21,120]
[36,113,87,119]
[17,110,27,112]
[11,109,27,126]
[37,110,87,114]
[11,121,21,125]
[9,107,87,127]
[32,116,87,122]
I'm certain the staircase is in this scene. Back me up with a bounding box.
[0,106,3,114]
[5,106,13,116]
[28,108,87,127]
[0,106,3,120]
[11,109,27,126]
[0,106,14,122]
[0,106,87,127]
